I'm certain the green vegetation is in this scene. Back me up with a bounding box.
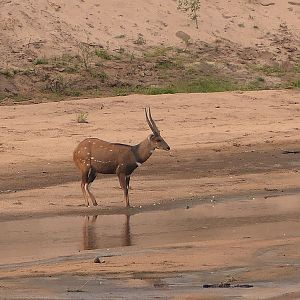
[90,70,108,81]
[20,68,36,76]
[95,49,112,60]
[77,42,94,71]
[253,64,285,76]
[115,82,194,96]
[44,74,80,97]
[293,65,300,73]
[77,112,89,123]
[114,86,175,96]
[112,75,285,97]
[2,42,300,103]
[51,54,80,73]
[292,80,300,88]
[143,46,172,59]
[243,77,267,91]
[173,77,237,93]
[155,59,177,69]
[34,58,48,65]
[0,93,6,102]
[0,68,16,77]
[133,34,146,45]
[114,77,239,96]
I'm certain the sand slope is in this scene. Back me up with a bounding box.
[1,0,300,67]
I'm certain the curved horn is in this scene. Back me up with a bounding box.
[145,108,156,134]
[148,107,160,135]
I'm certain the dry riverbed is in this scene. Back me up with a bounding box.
[0,90,299,299]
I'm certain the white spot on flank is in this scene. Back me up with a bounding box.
[84,147,87,149]
[109,149,113,152]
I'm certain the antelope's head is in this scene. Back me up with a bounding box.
[145,107,170,151]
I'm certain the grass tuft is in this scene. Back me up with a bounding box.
[95,49,112,60]
[34,58,48,65]
[77,112,89,123]
[114,77,239,96]
[292,80,300,88]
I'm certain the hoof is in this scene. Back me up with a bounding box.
[93,203,98,207]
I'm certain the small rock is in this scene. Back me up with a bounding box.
[260,1,275,6]
[94,256,105,263]
[94,257,100,263]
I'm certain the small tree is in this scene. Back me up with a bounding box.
[177,0,200,29]
[77,42,93,71]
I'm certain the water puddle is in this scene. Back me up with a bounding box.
[0,193,299,264]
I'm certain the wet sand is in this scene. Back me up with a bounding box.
[1,193,300,299]
[0,90,299,299]
[1,193,298,265]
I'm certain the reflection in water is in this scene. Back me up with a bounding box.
[2,194,300,264]
[82,214,132,250]
[82,215,98,250]
[123,214,131,246]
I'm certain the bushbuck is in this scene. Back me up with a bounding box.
[73,108,170,207]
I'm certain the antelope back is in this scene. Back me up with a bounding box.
[73,138,136,175]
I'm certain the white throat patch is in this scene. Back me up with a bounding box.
[136,162,142,167]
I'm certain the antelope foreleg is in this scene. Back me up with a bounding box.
[126,176,131,190]
[118,173,130,207]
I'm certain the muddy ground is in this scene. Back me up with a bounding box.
[0,90,299,299]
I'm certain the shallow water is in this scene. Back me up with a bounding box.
[0,193,299,264]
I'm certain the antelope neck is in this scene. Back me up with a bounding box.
[133,136,154,164]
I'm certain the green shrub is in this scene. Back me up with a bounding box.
[95,49,112,60]
[133,34,146,45]
[293,80,300,88]
[34,58,48,65]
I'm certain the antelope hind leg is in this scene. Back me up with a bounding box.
[86,168,98,206]
[81,180,90,207]
[85,183,98,206]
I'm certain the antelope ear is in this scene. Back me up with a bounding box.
[148,134,155,142]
